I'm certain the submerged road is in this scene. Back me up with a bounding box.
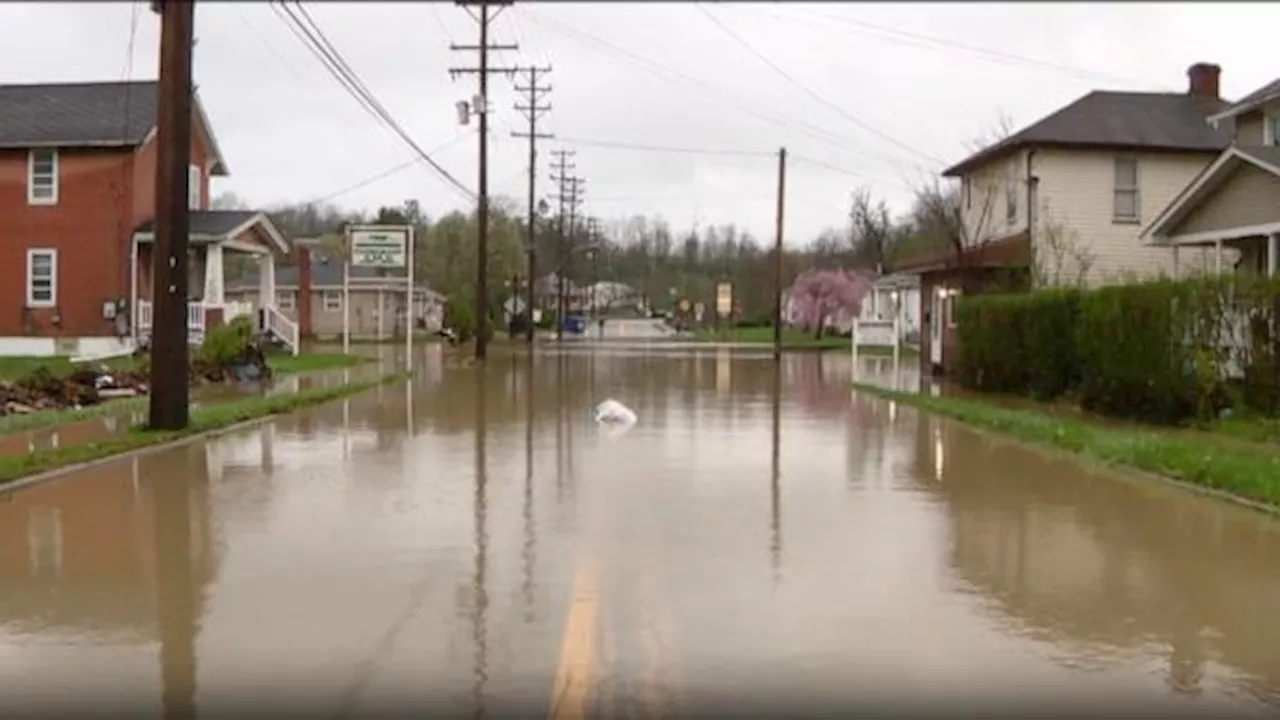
[1,338,1280,717]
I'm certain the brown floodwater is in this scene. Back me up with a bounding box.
[1,332,1279,717]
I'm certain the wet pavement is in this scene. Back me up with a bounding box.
[2,340,1280,717]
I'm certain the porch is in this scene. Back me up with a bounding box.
[1144,145,1280,278]
[131,211,299,355]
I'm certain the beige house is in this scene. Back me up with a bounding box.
[941,62,1235,288]
[1142,76,1280,276]
[224,247,444,340]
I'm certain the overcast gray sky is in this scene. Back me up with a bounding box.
[4,2,1278,245]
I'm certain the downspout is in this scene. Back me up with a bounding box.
[1026,149,1038,287]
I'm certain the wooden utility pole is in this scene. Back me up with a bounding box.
[561,176,585,331]
[511,66,553,345]
[586,217,601,319]
[548,150,575,339]
[773,147,787,362]
[450,0,517,360]
[148,0,195,430]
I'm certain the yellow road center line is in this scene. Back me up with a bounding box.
[549,566,600,720]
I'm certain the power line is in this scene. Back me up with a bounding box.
[695,3,944,169]
[309,129,479,204]
[555,136,773,157]
[777,6,1160,90]
[270,0,475,200]
[517,8,922,173]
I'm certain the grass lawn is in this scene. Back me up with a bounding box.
[694,326,919,354]
[0,351,369,436]
[0,370,408,486]
[852,382,1280,510]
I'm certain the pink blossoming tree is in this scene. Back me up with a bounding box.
[785,269,874,338]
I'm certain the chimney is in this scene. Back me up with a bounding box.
[295,243,313,338]
[1187,62,1221,100]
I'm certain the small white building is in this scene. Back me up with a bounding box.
[859,272,922,343]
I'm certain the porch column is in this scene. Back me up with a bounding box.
[1270,233,1279,277]
[259,253,276,310]
[1171,245,1180,279]
[1215,239,1224,275]
[203,244,225,306]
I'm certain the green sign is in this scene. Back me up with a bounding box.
[350,228,408,268]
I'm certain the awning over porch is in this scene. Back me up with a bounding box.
[893,232,1031,275]
[1143,146,1280,246]
[132,210,290,255]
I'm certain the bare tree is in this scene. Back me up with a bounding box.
[907,115,1016,289]
[1031,201,1095,288]
[848,186,893,272]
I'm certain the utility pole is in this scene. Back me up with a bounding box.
[586,217,601,320]
[548,150,575,339]
[773,147,787,362]
[450,0,517,361]
[561,176,585,334]
[148,0,195,430]
[511,65,553,345]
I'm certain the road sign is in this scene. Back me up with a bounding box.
[716,283,732,317]
[349,227,408,268]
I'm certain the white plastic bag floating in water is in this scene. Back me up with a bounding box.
[593,398,637,425]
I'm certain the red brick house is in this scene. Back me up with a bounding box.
[0,80,295,360]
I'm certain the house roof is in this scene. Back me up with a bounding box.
[0,80,229,175]
[1207,77,1280,124]
[943,91,1232,177]
[134,210,291,254]
[894,232,1032,275]
[1142,145,1280,243]
[225,255,445,298]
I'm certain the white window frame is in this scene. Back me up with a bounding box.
[1113,156,1140,223]
[276,290,296,311]
[322,290,342,312]
[944,289,960,329]
[1264,110,1280,147]
[188,164,202,210]
[26,248,58,308]
[1005,161,1018,225]
[27,149,58,206]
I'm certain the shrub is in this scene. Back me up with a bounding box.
[955,289,1080,400]
[956,275,1280,426]
[443,301,476,342]
[199,316,255,367]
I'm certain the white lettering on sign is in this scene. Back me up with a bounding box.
[350,229,408,268]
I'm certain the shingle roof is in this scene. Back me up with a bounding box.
[0,81,158,148]
[943,91,1232,177]
[134,210,262,237]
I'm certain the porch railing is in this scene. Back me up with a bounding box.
[262,305,300,356]
[136,300,206,337]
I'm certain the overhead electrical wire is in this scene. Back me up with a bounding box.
[269,0,475,201]
[775,6,1160,90]
[694,3,944,169]
[555,136,773,158]
[516,7,922,173]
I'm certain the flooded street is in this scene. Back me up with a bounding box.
[3,338,1280,716]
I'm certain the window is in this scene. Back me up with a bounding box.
[944,290,960,328]
[27,149,58,205]
[962,176,972,209]
[1113,156,1139,222]
[188,164,202,210]
[323,290,342,312]
[1005,161,1018,224]
[26,249,57,307]
[276,291,295,311]
[1265,112,1280,147]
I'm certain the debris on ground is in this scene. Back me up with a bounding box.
[594,398,638,425]
[0,337,275,417]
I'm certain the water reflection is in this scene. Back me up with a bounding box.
[472,370,490,718]
[522,352,537,623]
[769,359,782,585]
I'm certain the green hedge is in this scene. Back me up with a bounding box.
[955,276,1280,426]
[956,289,1081,401]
